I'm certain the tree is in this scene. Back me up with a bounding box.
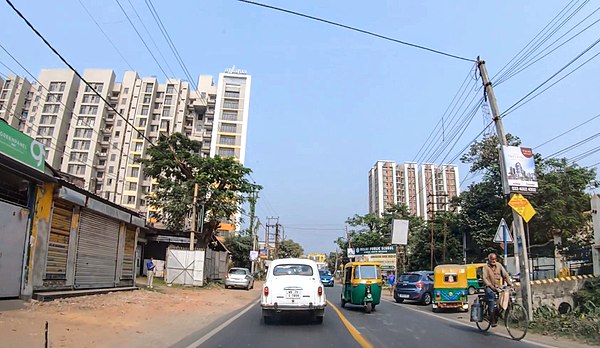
[224,233,253,269]
[277,239,304,258]
[139,133,261,247]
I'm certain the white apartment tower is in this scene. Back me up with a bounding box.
[2,67,251,219]
[369,161,459,219]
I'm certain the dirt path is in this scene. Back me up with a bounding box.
[0,279,262,348]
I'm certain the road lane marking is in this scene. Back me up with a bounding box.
[382,298,555,348]
[186,299,259,348]
[326,300,374,348]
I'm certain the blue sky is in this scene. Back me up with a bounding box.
[2,1,599,253]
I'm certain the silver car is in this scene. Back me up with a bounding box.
[225,267,254,290]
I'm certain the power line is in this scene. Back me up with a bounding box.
[546,132,600,159]
[77,0,134,71]
[492,0,589,82]
[123,0,176,77]
[5,0,154,145]
[114,0,171,80]
[237,0,475,63]
[142,0,207,104]
[500,36,600,118]
[496,5,600,86]
[535,112,600,149]
[568,144,600,163]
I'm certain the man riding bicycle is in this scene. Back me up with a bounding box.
[482,253,512,327]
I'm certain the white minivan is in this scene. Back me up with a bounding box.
[261,258,326,324]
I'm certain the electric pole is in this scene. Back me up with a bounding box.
[477,57,533,319]
[190,183,198,250]
[274,223,280,258]
[248,190,258,234]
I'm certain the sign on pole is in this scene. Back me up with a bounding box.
[391,219,409,245]
[249,250,259,261]
[501,146,538,195]
[508,194,537,223]
[494,218,513,243]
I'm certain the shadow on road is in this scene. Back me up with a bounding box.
[262,313,323,326]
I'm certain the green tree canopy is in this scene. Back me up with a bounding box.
[224,233,253,269]
[277,239,304,258]
[138,133,261,247]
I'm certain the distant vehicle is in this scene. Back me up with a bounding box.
[319,269,334,287]
[432,264,469,312]
[466,263,486,295]
[261,258,326,324]
[225,267,254,290]
[394,271,434,305]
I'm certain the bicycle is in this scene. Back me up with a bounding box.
[474,285,529,340]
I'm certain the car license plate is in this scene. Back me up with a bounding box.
[399,294,410,298]
[286,290,300,299]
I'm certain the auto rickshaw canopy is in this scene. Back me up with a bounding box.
[433,264,468,289]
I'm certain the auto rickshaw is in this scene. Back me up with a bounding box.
[466,263,486,295]
[340,261,382,313]
[432,264,469,312]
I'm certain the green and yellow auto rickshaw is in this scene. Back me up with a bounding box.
[466,263,486,295]
[341,261,382,313]
[432,264,469,312]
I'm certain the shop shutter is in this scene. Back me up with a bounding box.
[75,209,120,288]
[45,201,73,279]
[121,226,136,280]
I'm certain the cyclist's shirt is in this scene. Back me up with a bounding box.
[483,263,510,289]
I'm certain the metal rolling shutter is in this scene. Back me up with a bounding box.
[75,209,120,288]
[45,201,74,279]
[121,226,136,280]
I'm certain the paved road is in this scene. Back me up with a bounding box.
[180,285,549,348]
[324,286,540,348]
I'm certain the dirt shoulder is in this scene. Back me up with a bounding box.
[0,278,262,348]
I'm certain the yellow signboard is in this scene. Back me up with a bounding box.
[508,194,537,223]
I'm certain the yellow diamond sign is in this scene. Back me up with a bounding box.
[508,194,537,223]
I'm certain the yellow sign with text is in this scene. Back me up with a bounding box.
[508,194,537,223]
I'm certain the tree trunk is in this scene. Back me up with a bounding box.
[197,221,220,248]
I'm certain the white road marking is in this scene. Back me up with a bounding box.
[186,299,259,348]
[382,298,555,348]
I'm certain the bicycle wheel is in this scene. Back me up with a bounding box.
[476,302,491,332]
[505,303,528,340]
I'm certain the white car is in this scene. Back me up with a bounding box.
[261,258,326,324]
[225,267,254,290]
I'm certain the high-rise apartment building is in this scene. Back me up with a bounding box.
[0,67,251,221]
[368,161,459,220]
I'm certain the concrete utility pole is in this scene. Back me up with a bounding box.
[248,190,258,234]
[190,183,199,250]
[274,223,280,258]
[477,57,533,319]
[427,192,449,270]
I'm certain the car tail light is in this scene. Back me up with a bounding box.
[415,282,424,289]
[318,286,323,296]
[264,286,269,296]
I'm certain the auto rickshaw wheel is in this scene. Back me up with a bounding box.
[341,296,347,308]
[371,304,376,311]
[468,286,476,295]
[365,302,372,313]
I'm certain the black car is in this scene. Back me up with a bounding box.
[394,271,434,305]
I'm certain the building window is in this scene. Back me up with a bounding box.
[222,112,238,121]
[108,166,114,173]
[164,96,172,105]
[42,104,60,113]
[219,123,237,133]
[150,125,158,132]
[127,182,137,191]
[141,185,150,193]
[49,82,66,92]
[130,167,140,177]
[74,128,93,138]
[223,101,239,109]
[133,142,143,152]
[224,91,240,98]
[79,105,98,115]
[162,107,171,117]
[152,114,159,121]
[45,93,63,103]
[219,135,236,145]
[40,115,57,124]
[85,83,103,93]
[154,102,160,109]
[217,148,235,157]
[121,97,127,105]
[138,118,147,127]
[82,94,99,103]
[69,152,88,162]
[123,87,129,94]
[166,84,175,93]
[117,120,122,127]
[97,171,104,178]
[126,196,136,204]
[156,92,164,99]
[38,126,55,136]
[145,83,154,93]
[143,94,151,103]
[141,106,149,115]
[139,199,146,207]
[160,120,170,130]
[110,154,116,161]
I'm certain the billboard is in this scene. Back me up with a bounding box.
[351,246,395,255]
[363,253,396,271]
[391,219,409,245]
[501,146,538,194]
[0,120,45,172]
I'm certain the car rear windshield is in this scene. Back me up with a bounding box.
[229,269,247,275]
[319,270,331,276]
[399,274,421,282]
[273,264,314,276]
[354,265,379,279]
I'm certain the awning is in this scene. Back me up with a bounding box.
[0,152,57,183]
